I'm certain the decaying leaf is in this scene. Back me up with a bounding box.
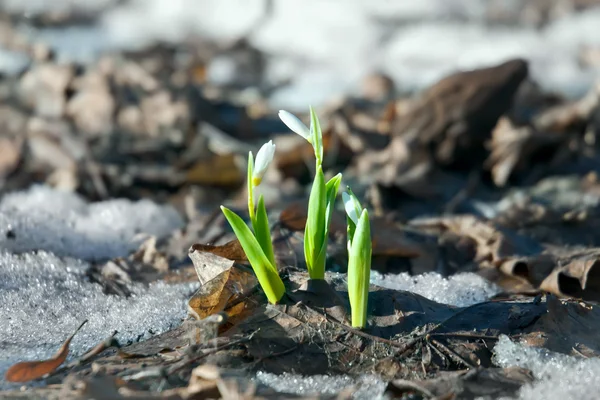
[411,215,543,266]
[521,295,600,357]
[540,253,600,301]
[486,117,563,187]
[385,367,533,399]
[391,58,528,167]
[188,242,258,321]
[186,153,245,187]
[189,241,244,285]
[5,320,87,383]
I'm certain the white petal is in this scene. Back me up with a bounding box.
[252,140,276,186]
[278,110,311,141]
[343,192,359,224]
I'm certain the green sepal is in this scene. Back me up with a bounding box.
[309,106,323,166]
[247,151,255,225]
[252,195,276,269]
[347,209,372,328]
[221,206,284,304]
[304,166,326,279]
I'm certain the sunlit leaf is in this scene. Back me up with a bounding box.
[304,166,327,279]
[252,195,276,268]
[221,206,284,304]
[348,209,372,328]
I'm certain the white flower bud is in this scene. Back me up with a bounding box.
[278,110,311,142]
[252,140,276,187]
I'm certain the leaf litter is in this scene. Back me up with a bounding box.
[4,3,600,399]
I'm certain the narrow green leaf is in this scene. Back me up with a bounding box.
[324,173,342,236]
[247,151,255,225]
[309,106,323,166]
[348,209,372,328]
[252,195,276,269]
[304,166,326,279]
[221,206,285,304]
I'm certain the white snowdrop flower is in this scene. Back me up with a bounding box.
[252,140,276,187]
[342,191,359,224]
[278,110,311,142]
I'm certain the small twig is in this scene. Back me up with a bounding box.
[72,330,119,366]
[253,345,299,364]
[428,337,476,369]
[428,332,500,341]
[167,331,257,375]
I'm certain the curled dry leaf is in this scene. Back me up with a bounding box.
[5,320,87,383]
[540,254,600,301]
[391,58,528,167]
[188,242,258,321]
[280,201,425,259]
[485,117,563,187]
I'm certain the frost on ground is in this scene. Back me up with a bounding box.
[493,335,600,400]
[0,251,198,390]
[0,185,194,390]
[254,371,386,400]
[0,185,183,260]
[371,270,499,307]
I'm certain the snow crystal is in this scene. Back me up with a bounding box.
[0,185,183,260]
[0,250,197,389]
[254,371,385,400]
[370,271,499,307]
[493,335,600,400]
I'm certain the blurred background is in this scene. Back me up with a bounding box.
[2,0,600,216]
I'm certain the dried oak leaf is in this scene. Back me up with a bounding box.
[5,320,87,383]
[188,243,258,321]
[280,201,425,259]
[386,367,533,400]
[540,253,600,301]
[485,117,563,187]
[392,58,528,167]
[410,215,542,265]
[521,295,600,357]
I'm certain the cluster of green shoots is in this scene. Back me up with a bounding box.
[221,107,372,328]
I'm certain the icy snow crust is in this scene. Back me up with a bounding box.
[494,336,600,400]
[0,186,195,389]
[371,270,500,307]
[0,185,183,260]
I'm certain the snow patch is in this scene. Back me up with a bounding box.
[0,185,183,260]
[493,335,600,400]
[0,250,197,390]
[371,271,499,307]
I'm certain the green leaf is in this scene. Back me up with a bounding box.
[347,209,372,328]
[309,106,323,166]
[252,195,276,269]
[324,173,342,237]
[304,166,326,279]
[221,206,285,304]
[345,187,361,246]
[247,151,255,225]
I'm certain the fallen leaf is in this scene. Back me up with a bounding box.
[5,320,87,382]
[186,153,245,187]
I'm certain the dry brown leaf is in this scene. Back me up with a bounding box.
[540,254,600,301]
[188,265,257,321]
[280,202,424,259]
[485,117,563,187]
[5,320,87,382]
[411,215,542,265]
[391,58,528,167]
[186,153,244,187]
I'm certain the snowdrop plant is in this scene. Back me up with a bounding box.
[279,108,342,280]
[220,140,285,304]
[343,188,372,329]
